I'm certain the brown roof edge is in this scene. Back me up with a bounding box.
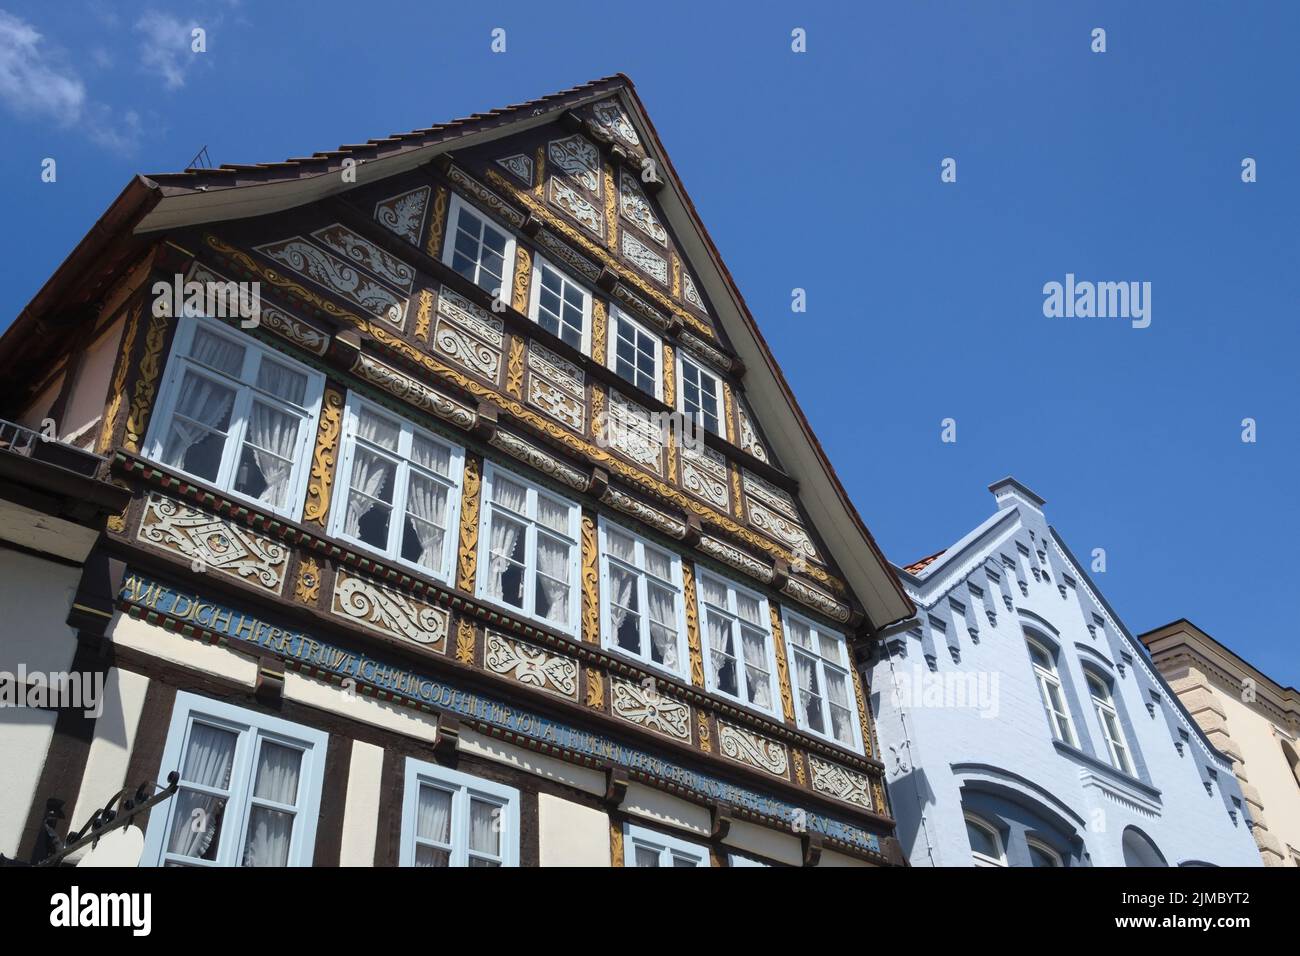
[1140,618,1299,702]
[0,176,162,370]
[616,76,916,629]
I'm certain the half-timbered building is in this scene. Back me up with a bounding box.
[0,75,914,867]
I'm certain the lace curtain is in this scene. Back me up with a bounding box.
[415,785,452,867]
[345,425,397,539]
[793,651,819,725]
[487,479,527,603]
[161,372,235,473]
[244,401,299,508]
[647,583,678,668]
[705,611,731,687]
[826,671,853,744]
[166,723,237,860]
[405,474,447,571]
[242,742,302,867]
[536,536,570,623]
[742,629,773,709]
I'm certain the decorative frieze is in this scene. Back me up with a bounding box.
[698,536,774,584]
[485,630,578,700]
[591,99,640,148]
[495,154,534,186]
[605,390,663,474]
[681,442,729,511]
[619,169,667,246]
[445,165,526,229]
[611,679,691,741]
[781,577,852,625]
[311,224,415,291]
[737,401,769,464]
[621,231,668,285]
[682,270,709,316]
[526,342,585,431]
[374,185,429,246]
[808,754,873,811]
[256,237,406,328]
[677,330,731,373]
[189,262,329,356]
[432,285,505,381]
[718,721,790,779]
[612,283,670,332]
[547,134,602,193]
[535,228,602,283]
[600,486,688,539]
[138,493,289,594]
[331,568,448,650]
[351,352,477,431]
[550,178,603,236]
[488,429,589,492]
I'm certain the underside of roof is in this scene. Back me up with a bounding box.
[0,73,914,631]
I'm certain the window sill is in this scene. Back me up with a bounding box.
[1052,739,1161,804]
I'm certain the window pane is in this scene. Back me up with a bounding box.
[491,475,527,513]
[161,371,237,481]
[644,545,672,582]
[242,807,295,867]
[700,575,728,608]
[1029,845,1060,867]
[255,358,307,405]
[403,474,448,570]
[966,820,999,858]
[236,402,301,508]
[487,513,527,607]
[166,790,227,861]
[634,846,661,867]
[607,527,637,563]
[469,799,501,856]
[787,618,813,650]
[357,408,401,452]
[252,742,302,804]
[415,785,452,844]
[535,534,571,624]
[735,593,762,626]
[536,495,570,534]
[609,565,641,654]
[416,845,451,867]
[189,327,245,376]
[410,434,451,476]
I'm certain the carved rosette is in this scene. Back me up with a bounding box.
[424,187,448,260]
[414,288,433,341]
[303,388,344,527]
[456,455,482,591]
[769,604,797,724]
[681,563,706,688]
[611,679,690,741]
[455,619,476,665]
[123,310,169,452]
[294,555,322,605]
[511,246,531,313]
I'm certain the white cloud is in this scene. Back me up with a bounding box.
[134,11,202,90]
[0,10,86,126]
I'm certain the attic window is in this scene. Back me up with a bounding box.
[607,306,661,399]
[443,195,515,300]
[678,354,723,436]
[528,256,590,353]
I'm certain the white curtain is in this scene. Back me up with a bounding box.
[245,401,299,507]
[742,630,773,709]
[487,480,526,602]
[607,564,638,636]
[647,583,678,668]
[469,799,500,862]
[255,358,306,405]
[166,723,237,860]
[190,328,245,375]
[405,474,447,570]
[345,447,395,539]
[536,536,570,623]
[826,671,853,743]
[242,742,301,867]
[161,372,235,470]
[793,650,818,723]
[705,611,731,686]
[415,785,452,867]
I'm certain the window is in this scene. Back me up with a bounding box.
[330,396,463,583]
[623,823,708,867]
[598,519,687,676]
[443,195,515,299]
[607,307,661,398]
[476,463,581,635]
[678,354,723,435]
[528,256,590,352]
[1087,672,1134,775]
[1027,838,1064,868]
[1281,740,1300,789]
[142,692,327,867]
[964,813,1006,867]
[399,758,519,867]
[782,610,862,751]
[1026,636,1077,746]
[728,852,772,867]
[696,568,779,716]
[145,316,324,518]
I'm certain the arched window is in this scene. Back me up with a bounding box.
[1026,837,1064,867]
[1026,635,1077,746]
[1121,826,1168,867]
[964,813,1006,867]
[1281,739,1300,790]
[1086,671,1134,775]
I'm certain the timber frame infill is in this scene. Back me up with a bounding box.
[148,225,862,626]
[98,490,895,861]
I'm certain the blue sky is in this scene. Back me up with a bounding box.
[1,1,1296,685]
